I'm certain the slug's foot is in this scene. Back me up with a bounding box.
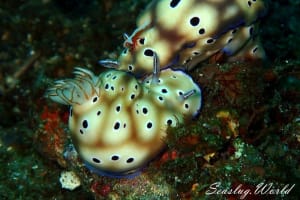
[84,162,141,179]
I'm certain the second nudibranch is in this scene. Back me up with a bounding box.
[112,0,266,75]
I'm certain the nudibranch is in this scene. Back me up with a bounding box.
[46,57,201,177]
[102,0,266,75]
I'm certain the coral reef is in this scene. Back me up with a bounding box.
[0,0,299,199]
